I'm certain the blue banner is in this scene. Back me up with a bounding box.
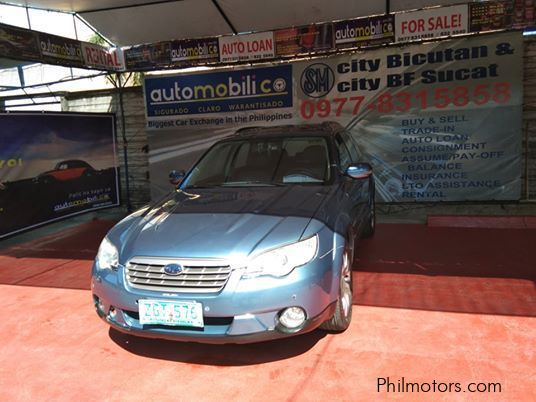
[0,113,120,238]
[144,65,293,121]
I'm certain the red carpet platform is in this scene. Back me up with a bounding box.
[0,219,116,289]
[0,219,534,401]
[356,223,535,317]
[428,215,536,229]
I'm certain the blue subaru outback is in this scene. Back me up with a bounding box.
[92,122,375,343]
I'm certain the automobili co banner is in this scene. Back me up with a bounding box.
[143,31,522,202]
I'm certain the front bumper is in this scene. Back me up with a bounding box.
[94,296,336,344]
[91,246,343,344]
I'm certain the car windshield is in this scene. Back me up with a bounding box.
[183,136,331,188]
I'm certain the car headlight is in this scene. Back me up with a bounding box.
[96,237,119,270]
[244,235,318,278]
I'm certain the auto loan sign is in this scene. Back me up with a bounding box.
[219,31,275,62]
[395,4,469,42]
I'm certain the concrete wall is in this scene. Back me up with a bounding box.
[524,38,536,200]
[62,86,151,210]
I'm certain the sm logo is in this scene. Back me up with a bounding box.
[300,63,335,98]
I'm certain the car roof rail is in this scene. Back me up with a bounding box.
[234,122,344,137]
[320,121,344,131]
[235,126,262,133]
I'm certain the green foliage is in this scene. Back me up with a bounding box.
[88,33,109,47]
[129,72,144,87]
[87,34,143,88]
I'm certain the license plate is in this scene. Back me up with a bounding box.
[138,300,204,328]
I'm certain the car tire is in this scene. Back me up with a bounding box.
[320,244,353,332]
[362,191,375,238]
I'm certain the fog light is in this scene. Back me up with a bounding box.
[93,295,107,317]
[279,307,306,329]
[108,306,116,319]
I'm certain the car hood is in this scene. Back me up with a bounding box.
[114,186,331,262]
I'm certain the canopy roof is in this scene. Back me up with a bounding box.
[7,0,466,46]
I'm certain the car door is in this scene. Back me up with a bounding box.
[336,132,368,232]
[343,131,373,204]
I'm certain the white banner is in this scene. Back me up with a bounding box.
[395,5,468,43]
[219,31,275,62]
[144,32,522,203]
[81,42,124,71]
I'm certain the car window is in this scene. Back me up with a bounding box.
[335,134,352,171]
[230,142,250,170]
[184,142,238,186]
[184,136,330,188]
[341,131,361,162]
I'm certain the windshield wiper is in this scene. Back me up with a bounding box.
[222,181,286,187]
[183,184,224,189]
[185,181,286,189]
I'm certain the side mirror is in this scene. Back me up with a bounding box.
[346,163,372,179]
[169,170,185,186]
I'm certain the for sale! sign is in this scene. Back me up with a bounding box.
[219,31,275,62]
[395,5,468,43]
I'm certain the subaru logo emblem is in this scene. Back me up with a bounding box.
[163,263,183,276]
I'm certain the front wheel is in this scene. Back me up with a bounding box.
[320,245,353,332]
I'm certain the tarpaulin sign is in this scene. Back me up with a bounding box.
[0,23,41,61]
[38,32,84,65]
[334,15,394,48]
[0,113,120,239]
[511,0,535,28]
[469,1,513,32]
[219,31,275,62]
[294,31,522,202]
[469,0,534,31]
[170,38,219,64]
[124,42,171,70]
[81,42,124,71]
[395,5,469,42]
[275,24,333,56]
[144,64,293,129]
[143,32,522,203]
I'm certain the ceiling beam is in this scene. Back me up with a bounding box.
[210,0,237,35]
[79,0,185,14]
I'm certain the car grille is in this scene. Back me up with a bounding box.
[125,257,232,293]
